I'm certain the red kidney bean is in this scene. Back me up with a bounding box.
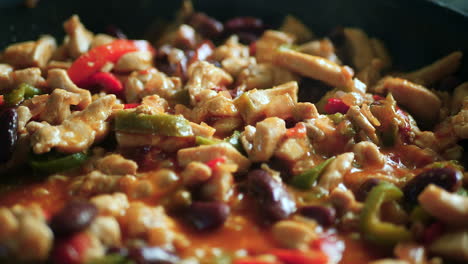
[128,246,179,264]
[187,12,223,38]
[403,167,463,203]
[185,201,230,231]
[51,232,91,264]
[0,108,18,163]
[247,169,296,222]
[298,205,336,227]
[50,200,98,237]
[224,17,265,34]
[355,178,382,202]
[236,32,258,45]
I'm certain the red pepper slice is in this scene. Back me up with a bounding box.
[205,156,227,170]
[270,249,328,264]
[124,103,141,109]
[82,72,124,96]
[67,39,153,86]
[0,95,4,106]
[234,258,280,264]
[286,122,307,138]
[324,98,350,114]
[373,94,385,101]
[51,232,91,264]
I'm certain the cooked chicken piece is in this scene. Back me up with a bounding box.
[297,38,341,64]
[255,30,295,63]
[394,242,430,264]
[90,192,129,217]
[451,82,468,114]
[374,77,441,124]
[134,94,169,114]
[404,51,463,86]
[187,93,240,123]
[242,117,286,162]
[114,51,153,73]
[318,152,355,191]
[201,163,236,202]
[70,171,122,196]
[178,143,251,173]
[181,161,212,186]
[274,48,354,88]
[222,57,255,77]
[0,64,14,90]
[46,60,72,70]
[90,34,115,49]
[452,99,468,139]
[353,141,385,168]
[2,35,56,68]
[234,81,298,124]
[88,216,122,247]
[47,69,92,109]
[237,62,299,91]
[0,205,52,261]
[346,105,379,144]
[189,122,216,138]
[63,15,94,58]
[430,229,468,262]
[38,89,81,125]
[329,187,363,215]
[95,154,138,175]
[343,28,374,71]
[213,35,249,61]
[0,67,47,92]
[125,68,182,103]
[27,94,120,154]
[16,106,32,134]
[272,219,316,250]
[279,15,314,43]
[418,184,468,227]
[185,61,233,105]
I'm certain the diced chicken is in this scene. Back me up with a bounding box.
[213,35,249,61]
[185,61,233,105]
[374,77,441,124]
[27,94,121,154]
[39,89,81,125]
[404,51,463,86]
[0,205,52,261]
[71,171,121,196]
[294,102,319,121]
[88,216,122,247]
[178,142,251,173]
[133,94,169,115]
[47,69,92,109]
[125,68,182,103]
[242,117,287,162]
[279,15,314,43]
[2,35,56,68]
[297,39,341,64]
[255,30,295,63]
[121,202,172,240]
[272,220,316,250]
[95,154,138,175]
[318,153,355,191]
[190,122,216,138]
[452,99,468,139]
[0,67,46,91]
[237,62,299,91]
[346,105,379,144]
[90,192,129,217]
[353,141,385,168]
[418,184,468,227]
[16,106,32,134]
[343,28,374,71]
[63,15,94,58]
[275,137,309,162]
[201,163,236,202]
[430,229,468,262]
[394,242,430,264]
[114,51,153,73]
[234,81,298,124]
[274,48,354,88]
[451,82,468,114]
[181,161,212,186]
[46,60,72,70]
[329,187,363,215]
[187,93,240,123]
[90,34,115,49]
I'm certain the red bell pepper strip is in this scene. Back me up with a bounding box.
[234,258,280,264]
[67,39,153,86]
[0,95,4,106]
[286,122,307,138]
[124,103,141,109]
[205,156,227,170]
[51,232,91,264]
[324,98,350,114]
[82,72,124,96]
[270,249,328,264]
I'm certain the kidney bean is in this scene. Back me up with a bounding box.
[128,246,179,264]
[247,169,296,222]
[327,26,346,47]
[224,17,265,34]
[187,12,223,38]
[0,108,18,163]
[403,167,463,203]
[355,178,382,202]
[236,32,258,45]
[298,205,336,227]
[51,232,91,264]
[185,201,230,231]
[50,200,98,236]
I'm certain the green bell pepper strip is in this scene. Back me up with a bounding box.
[224,130,244,153]
[4,83,42,106]
[195,136,222,145]
[86,254,134,264]
[291,157,335,189]
[114,111,193,137]
[29,151,89,174]
[360,182,412,246]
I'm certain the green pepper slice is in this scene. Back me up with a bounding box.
[114,111,193,137]
[86,254,134,264]
[195,136,222,145]
[4,83,42,106]
[224,130,244,153]
[29,151,89,174]
[291,157,335,189]
[360,182,412,246]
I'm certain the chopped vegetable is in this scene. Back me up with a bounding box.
[224,130,244,153]
[324,98,349,114]
[4,83,42,106]
[29,151,89,174]
[114,110,193,137]
[123,103,141,109]
[269,249,328,264]
[196,136,222,145]
[286,122,307,138]
[86,254,134,264]
[291,158,335,189]
[205,156,227,170]
[360,182,412,246]
[81,72,124,96]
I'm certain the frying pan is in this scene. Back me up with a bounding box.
[0,0,467,74]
